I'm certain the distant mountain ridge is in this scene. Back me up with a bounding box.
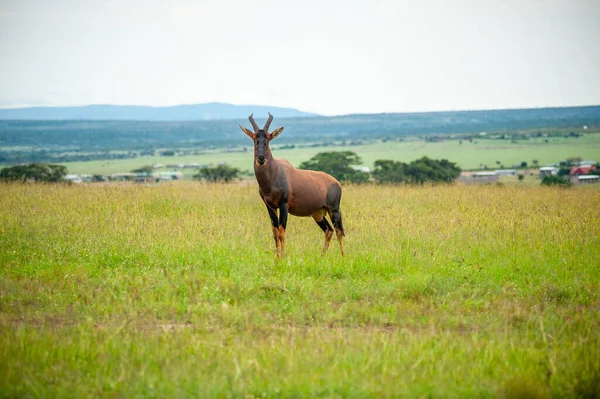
[1,105,599,153]
[0,102,318,121]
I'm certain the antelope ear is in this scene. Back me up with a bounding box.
[239,125,255,140]
[269,127,284,140]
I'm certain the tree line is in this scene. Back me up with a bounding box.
[180,152,461,185]
[188,151,461,184]
[298,151,461,184]
[0,151,461,185]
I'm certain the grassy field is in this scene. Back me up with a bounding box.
[58,133,600,177]
[1,182,599,397]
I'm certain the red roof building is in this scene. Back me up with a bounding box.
[570,165,597,176]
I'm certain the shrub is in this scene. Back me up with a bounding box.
[194,164,240,183]
[299,151,369,184]
[372,157,461,184]
[541,175,571,187]
[131,165,155,173]
[0,163,68,182]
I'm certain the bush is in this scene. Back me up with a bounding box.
[541,175,571,187]
[299,151,369,184]
[372,157,461,184]
[131,165,155,173]
[194,164,240,183]
[0,163,68,182]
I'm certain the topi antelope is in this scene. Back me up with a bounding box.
[239,113,345,258]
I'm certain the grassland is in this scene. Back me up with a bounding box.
[1,182,599,398]
[59,133,600,178]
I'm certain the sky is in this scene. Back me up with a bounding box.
[0,0,599,116]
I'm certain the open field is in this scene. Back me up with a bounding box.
[1,183,600,397]
[58,133,600,178]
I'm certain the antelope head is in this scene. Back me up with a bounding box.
[239,113,284,166]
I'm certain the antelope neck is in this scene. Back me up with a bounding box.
[254,147,278,193]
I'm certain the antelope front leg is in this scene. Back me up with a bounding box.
[266,205,281,257]
[278,203,288,257]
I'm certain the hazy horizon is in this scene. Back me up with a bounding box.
[1,102,599,118]
[1,0,599,116]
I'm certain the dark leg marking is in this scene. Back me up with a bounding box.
[278,203,288,230]
[326,183,345,255]
[316,218,333,233]
[326,183,344,235]
[278,203,288,257]
[313,212,334,255]
[266,205,279,228]
[266,204,281,257]
[267,205,279,227]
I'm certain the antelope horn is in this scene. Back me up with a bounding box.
[264,112,273,131]
[248,114,259,132]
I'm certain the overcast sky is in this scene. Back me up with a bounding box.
[0,0,598,115]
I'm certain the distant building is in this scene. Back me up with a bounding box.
[134,172,158,183]
[472,171,498,184]
[539,167,559,179]
[570,165,597,176]
[496,169,516,176]
[158,171,184,181]
[79,174,94,183]
[63,174,82,184]
[576,175,600,184]
[109,173,135,182]
[166,164,184,169]
[458,171,499,185]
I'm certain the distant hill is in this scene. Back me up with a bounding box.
[1,105,599,165]
[0,102,318,121]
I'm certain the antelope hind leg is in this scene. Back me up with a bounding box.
[313,212,334,255]
[329,208,345,257]
[335,227,344,257]
[272,226,281,258]
[278,226,286,257]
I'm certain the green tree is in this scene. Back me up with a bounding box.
[299,151,369,184]
[0,163,68,182]
[371,159,409,184]
[557,167,571,176]
[131,165,155,173]
[541,175,571,187]
[520,161,528,168]
[372,157,461,185]
[518,174,524,182]
[194,164,240,183]
[532,159,539,167]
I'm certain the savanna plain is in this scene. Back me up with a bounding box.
[59,132,600,178]
[1,182,599,398]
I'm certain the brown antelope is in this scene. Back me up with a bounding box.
[239,113,345,258]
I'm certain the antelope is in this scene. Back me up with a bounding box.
[239,113,345,258]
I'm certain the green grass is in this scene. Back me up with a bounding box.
[59,133,600,177]
[1,183,599,397]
